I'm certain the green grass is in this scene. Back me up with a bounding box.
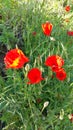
[0,0,73,130]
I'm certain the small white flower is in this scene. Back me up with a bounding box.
[50,37,56,41]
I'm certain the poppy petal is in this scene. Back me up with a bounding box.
[4,49,29,69]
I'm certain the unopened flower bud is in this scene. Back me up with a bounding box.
[41,101,49,112]
[25,64,30,71]
[44,101,49,108]
[59,109,64,120]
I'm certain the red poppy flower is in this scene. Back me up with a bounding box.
[67,31,73,36]
[65,6,70,12]
[45,55,64,72]
[56,68,66,81]
[4,49,29,69]
[51,66,62,72]
[42,21,53,36]
[65,5,70,12]
[27,68,44,84]
[32,31,36,36]
[36,98,42,104]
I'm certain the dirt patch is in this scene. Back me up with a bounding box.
[0,45,7,78]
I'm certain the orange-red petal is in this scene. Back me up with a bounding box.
[56,68,66,81]
[4,49,29,69]
[45,55,64,71]
[27,68,44,84]
[65,5,70,12]
[42,22,53,36]
[67,31,73,36]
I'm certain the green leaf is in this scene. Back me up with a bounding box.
[0,101,9,112]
